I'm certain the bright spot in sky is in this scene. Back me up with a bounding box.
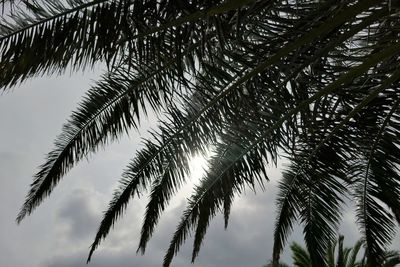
[188,154,209,184]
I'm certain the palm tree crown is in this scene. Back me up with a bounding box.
[290,236,363,267]
[272,235,400,267]
[1,0,400,266]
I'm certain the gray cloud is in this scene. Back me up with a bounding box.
[40,181,290,267]
[55,189,102,241]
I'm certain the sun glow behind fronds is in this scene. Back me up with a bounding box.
[188,154,209,185]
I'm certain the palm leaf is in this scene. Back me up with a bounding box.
[0,0,132,88]
[86,64,236,261]
[355,98,400,265]
[291,242,311,267]
[348,239,363,267]
[15,55,184,222]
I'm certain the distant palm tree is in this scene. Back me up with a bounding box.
[271,235,400,267]
[290,235,363,267]
[2,1,400,266]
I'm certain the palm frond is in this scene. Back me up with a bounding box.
[165,41,400,266]
[163,116,278,265]
[16,56,179,223]
[291,242,311,267]
[271,42,400,265]
[0,0,134,88]
[327,237,338,267]
[0,0,263,89]
[355,97,400,265]
[272,167,302,267]
[348,239,363,267]
[300,170,345,266]
[86,64,237,261]
[335,235,347,267]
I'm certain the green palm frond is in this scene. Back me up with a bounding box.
[270,42,400,265]
[335,235,352,267]
[326,238,337,267]
[299,168,346,266]
[348,240,363,267]
[272,167,301,267]
[291,242,311,267]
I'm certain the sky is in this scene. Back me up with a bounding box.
[0,67,399,267]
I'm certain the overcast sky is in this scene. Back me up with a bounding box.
[0,67,399,267]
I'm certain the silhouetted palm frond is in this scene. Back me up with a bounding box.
[3,0,400,266]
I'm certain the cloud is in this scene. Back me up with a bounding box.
[55,189,103,242]
[38,180,283,267]
[43,249,162,267]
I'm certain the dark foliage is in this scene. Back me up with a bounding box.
[2,0,400,266]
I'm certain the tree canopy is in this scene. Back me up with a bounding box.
[1,0,400,266]
[267,235,400,267]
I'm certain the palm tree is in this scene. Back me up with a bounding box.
[290,235,363,267]
[273,235,400,267]
[1,0,400,266]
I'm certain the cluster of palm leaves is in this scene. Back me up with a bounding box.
[1,0,400,266]
[266,235,400,267]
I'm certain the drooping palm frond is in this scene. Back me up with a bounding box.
[163,111,281,265]
[168,15,400,266]
[16,0,267,225]
[87,1,324,258]
[0,0,258,88]
[0,0,133,88]
[354,100,400,265]
[6,0,400,266]
[16,55,182,222]
[272,69,400,266]
[162,47,400,263]
[86,57,239,261]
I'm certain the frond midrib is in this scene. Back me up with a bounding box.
[0,0,111,41]
[360,93,400,260]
